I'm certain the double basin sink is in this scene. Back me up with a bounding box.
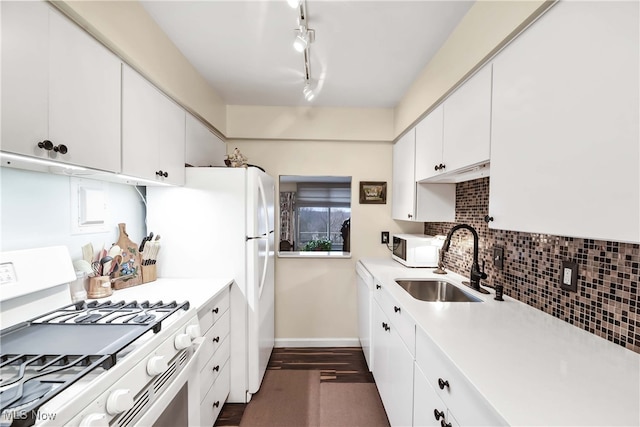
[395,279,483,303]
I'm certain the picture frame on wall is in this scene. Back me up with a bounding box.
[359,181,387,204]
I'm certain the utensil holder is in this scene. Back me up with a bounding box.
[142,265,157,284]
[87,276,113,299]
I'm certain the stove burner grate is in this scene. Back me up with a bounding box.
[0,300,189,427]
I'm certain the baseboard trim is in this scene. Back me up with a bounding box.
[275,338,360,348]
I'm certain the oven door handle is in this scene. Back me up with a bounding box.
[135,336,206,426]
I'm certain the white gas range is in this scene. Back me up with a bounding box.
[0,246,204,427]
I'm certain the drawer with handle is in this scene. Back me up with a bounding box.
[200,359,230,427]
[199,334,230,401]
[375,283,416,355]
[197,309,230,372]
[415,327,506,426]
[198,287,230,333]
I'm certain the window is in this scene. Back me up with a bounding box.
[279,176,351,253]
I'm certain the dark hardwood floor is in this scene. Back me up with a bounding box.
[213,347,372,426]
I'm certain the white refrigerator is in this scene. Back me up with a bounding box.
[146,166,275,403]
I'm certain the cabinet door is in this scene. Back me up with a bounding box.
[122,66,186,185]
[186,114,226,167]
[1,1,49,158]
[489,1,639,242]
[392,128,417,221]
[415,104,444,181]
[442,65,492,174]
[414,363,446,427]
[49,10,121,172]
[372,301,413,427]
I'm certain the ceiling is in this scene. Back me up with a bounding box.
[141,0,474,109]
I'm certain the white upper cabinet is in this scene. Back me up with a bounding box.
[414,66,492,183]
[415,104,444,182]
[48,10,121,173]
[1,2,121,173]
[122,66,186,185]
[441,65,492,175]
[392,128,455,222]
[1,1,49,159]
[489,0,639,243]
[185,114,226,167]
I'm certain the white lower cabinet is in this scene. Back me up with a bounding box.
[372,300,414,427]
[415,328,506,427]
[197,286,231,426]
[414,363,456,427]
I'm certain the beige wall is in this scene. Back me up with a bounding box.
[232,139,423,342]
[226,105,394,141]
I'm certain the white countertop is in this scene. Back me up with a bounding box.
[92,277,233,312]
[359,257,640,427]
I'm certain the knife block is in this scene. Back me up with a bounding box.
[141,264,157,284]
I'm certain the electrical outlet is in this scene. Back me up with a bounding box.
[493,246,504,270]
[560,260,578,292]
[381,231,389,244]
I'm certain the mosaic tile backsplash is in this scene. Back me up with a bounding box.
[425,177,640,354]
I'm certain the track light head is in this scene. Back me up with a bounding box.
[293,31,308,52]
[303,83,315,101]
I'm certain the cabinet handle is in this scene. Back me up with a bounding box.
[213,365,220,372]
[53,144,68,154]
[213,336,220,343]
[407,213,413,219]
[156,170,169,178]
[434,164,439,171]
[213,401,220,408]
[381,322,390,332]
[484,215,494,223]
[440,163,446,170]
[394,306,401,313]
[37,140,54,151]
[434,409,445,421]
[441,420,452,427]
[212,307,219,314]
[438,378,450,390]
[376,284,381,290]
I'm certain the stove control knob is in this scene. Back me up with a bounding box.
[106,389,134,415]
[186,324,201,339]
[174,333,192,350]
[79,413,109,427]
[147,355,168,376]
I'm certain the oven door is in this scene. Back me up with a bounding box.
[136,337,206,426]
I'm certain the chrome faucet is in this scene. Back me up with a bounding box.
[434,224,487,291]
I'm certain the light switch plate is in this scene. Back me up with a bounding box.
[560,260,578,292]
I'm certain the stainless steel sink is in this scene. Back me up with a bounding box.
[395,279,482,303]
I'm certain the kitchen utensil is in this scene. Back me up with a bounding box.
[112,223,142,290]
[73,259,94,276]
[91,261,101,277]
[81,243,94,264]
[103,245,121,276]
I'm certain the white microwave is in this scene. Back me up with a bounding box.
[391,234,443,267]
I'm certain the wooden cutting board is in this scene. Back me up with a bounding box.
[112,223,143,290]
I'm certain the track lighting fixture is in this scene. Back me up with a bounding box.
[291,0,317,102]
